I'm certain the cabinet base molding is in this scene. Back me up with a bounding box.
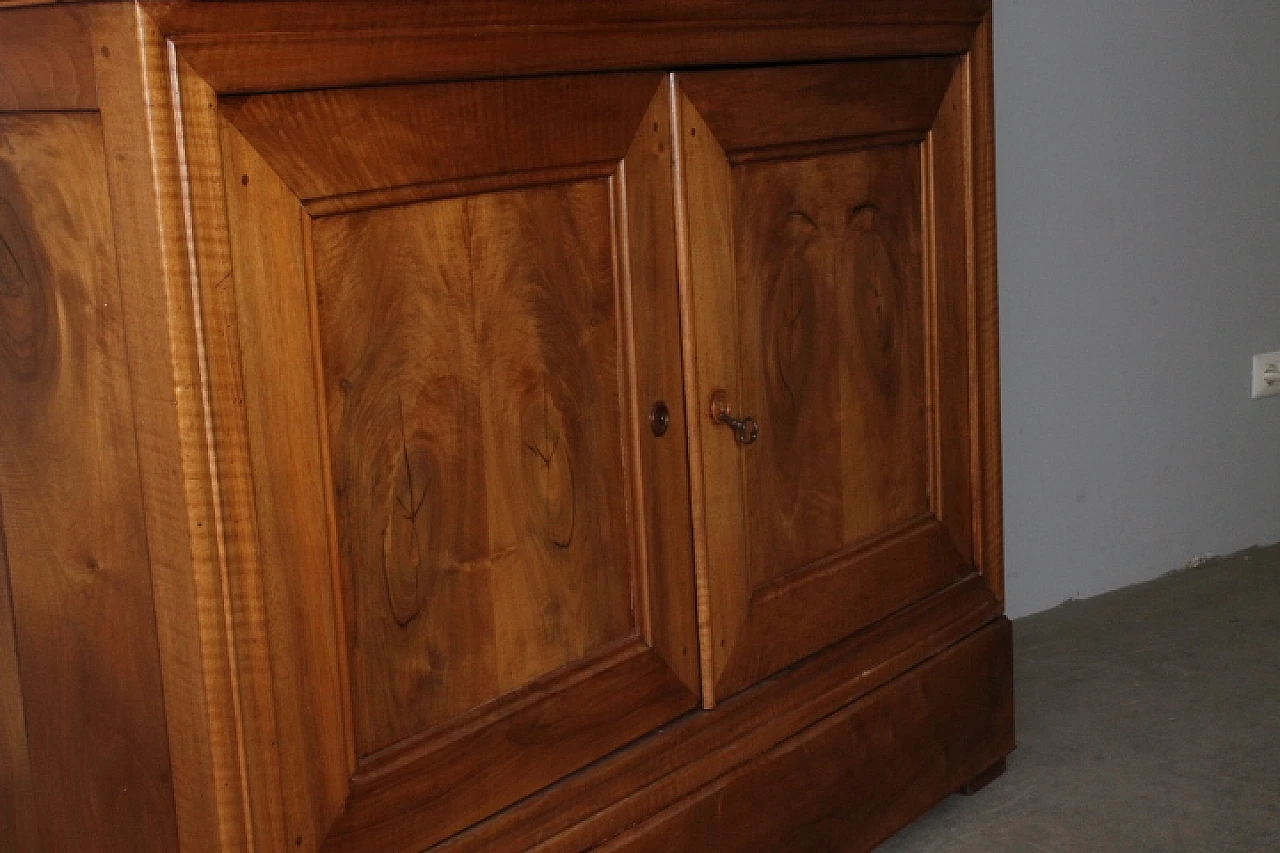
[601,620,1013,853]
[437,615,1012,853]
[959,757,1009,797]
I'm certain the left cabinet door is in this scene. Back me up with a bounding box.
[192,73,699,852]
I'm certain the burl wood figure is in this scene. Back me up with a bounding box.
[0,2,1011,852]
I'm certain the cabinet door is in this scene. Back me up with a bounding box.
[202,74,698,852]
[674,58,995,702]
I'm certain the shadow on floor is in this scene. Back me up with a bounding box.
[877,543,1280,852]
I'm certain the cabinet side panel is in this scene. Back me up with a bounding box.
[971,13,1004,602]
[0,112,179,852]
[0,6,98,111]
[0,512,37,852]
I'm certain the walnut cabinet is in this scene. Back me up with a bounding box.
[0,3,1012,852]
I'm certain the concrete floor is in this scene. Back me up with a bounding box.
[878,543,1280,852]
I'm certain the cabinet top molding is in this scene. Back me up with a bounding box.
[1,1,991,103]
[140,0,992,94]
[143,0,991,30]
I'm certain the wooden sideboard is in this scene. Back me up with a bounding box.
[0,2,1012,851]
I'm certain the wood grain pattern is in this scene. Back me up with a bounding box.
[149,0,990,33]
[328,640,693,853]
[676,60,973,704]
[222,74,662,200]
[170,24,979,96]
[210,73,701,852]
[434,576,1000,853]
[149,2,985,97]
[0,6,97,111]
[733,144,929,591]
[0,112,178,852]
[717,517,969,697]
[672,89,751,705]
[312,180,636,753]
[603,618,1014,853]
[0,508,38,852]
[93,8,255,850]
[617,80,701,694]
[14,5,1007,852]
[972,12,1005,603]
[679,58,960,158]
[926,51,978,568]
[219,122,350,853]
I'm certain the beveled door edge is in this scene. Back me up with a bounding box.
[93,7,259,852]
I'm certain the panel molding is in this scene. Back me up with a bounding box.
[303,162,618,218]
[139,2,987,95]
[717,517,971,696]
[675,56,982,705]
[678,57,960,157]
[220,73,664,200]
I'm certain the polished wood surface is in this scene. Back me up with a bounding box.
[146,0,988,94]
[672,85,751,707]
[0,518,36,853]
[678,57,958,157]
[94,7,252,849]
[675,59,984,701]
[217,121,350,853]
[606,619,1014,853]
[435,575,1000,853]
[973,14,1006,603]
[203,72,701,851]
[0,4,1007,851]
[733,144,929,590]
[0,6,97,111]
[150,0,991,31]
[314,179,636,754]
[926,53,977,565]
[0,111,178,852]
[617,82,702,694]
[222,74,662,200]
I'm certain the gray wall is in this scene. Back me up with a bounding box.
[994,0,1280,617]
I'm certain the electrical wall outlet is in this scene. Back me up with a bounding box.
[1252,351,1280,399]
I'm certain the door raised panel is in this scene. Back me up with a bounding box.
[312,180,634,755]
[675,58,984,702]
[734,145,930,591]
[203,73,698,852]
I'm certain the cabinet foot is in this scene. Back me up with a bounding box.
[958,757,1007,796]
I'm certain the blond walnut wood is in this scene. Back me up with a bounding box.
[0,7,97,111]
[0,111,178,853]
[0,4,1007,852]
[313,180,637,754]
[675,59,984,703]
[200,71,703,852]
